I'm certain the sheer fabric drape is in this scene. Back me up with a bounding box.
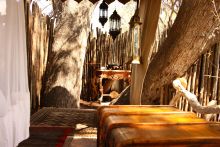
[0,0,30,146]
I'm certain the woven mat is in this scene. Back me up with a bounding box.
[31,107,97,127]
[19,108,98,147]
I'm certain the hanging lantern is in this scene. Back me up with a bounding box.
[99,0,108,27]
[130,7,142,64]
[109,10,121,40]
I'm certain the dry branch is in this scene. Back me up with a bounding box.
[173,78,220,114]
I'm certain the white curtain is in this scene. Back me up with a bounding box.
[0,0,30,146]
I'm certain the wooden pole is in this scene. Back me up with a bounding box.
[212,44,220,100]
[204,52,210,106]
[185,68,192,111]
[198,54,206,104]
[207,50,214,105]
[190,64,197,111]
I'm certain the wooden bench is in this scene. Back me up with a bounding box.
[108,124,220,147]
[97,105,220,147]
[98,105,185,146]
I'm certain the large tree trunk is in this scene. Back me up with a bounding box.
[141,0,220,104]
[41,0,93,108]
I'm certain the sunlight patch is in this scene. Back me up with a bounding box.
[0,0,6,15]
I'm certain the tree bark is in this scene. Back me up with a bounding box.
[141,0,220,104]
[41,0,94,108]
